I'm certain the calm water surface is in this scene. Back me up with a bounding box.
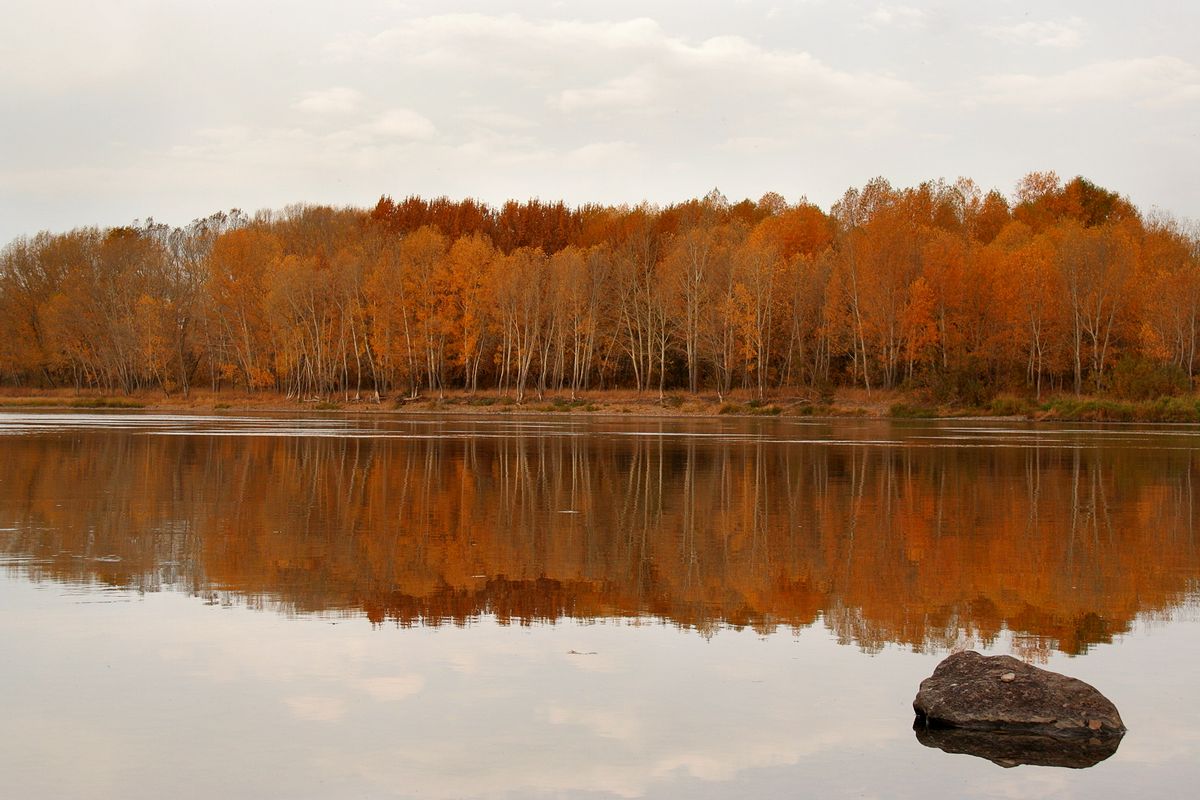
[1,411,1198,798]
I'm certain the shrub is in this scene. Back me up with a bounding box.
[890,403,936,418]
[914,360,993,407]
[794,403,834,417]
[1108,356,1188,400]
[1143,397,1200,423]
[989,395,1034,417]
[1041,398,1134,422]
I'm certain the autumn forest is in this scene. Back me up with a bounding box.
[2,172,1196,404]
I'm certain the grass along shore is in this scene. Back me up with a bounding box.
[5,387,1200,423]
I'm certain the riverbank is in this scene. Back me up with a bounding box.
[4,387,1200,423]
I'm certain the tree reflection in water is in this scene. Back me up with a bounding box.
[2,419,1198,656]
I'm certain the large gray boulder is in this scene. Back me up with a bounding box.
[913,651,1125,738]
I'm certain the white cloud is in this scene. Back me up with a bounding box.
[722,136,790,153]
[983,17,1085,49]
[294,87,363,114]
[450,133,549,166]
[329,12,922,128]
[978,56,1200,110]
[564,141,639,167]
[162,111,439,179]
[1,2,145,92]
[866,4,926,29]
[554,72,657,112]
[327,14,667,66]
[457,108,536,130]
[364,108,437,140]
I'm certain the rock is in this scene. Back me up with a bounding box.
[914,722,1122,769]
[913,651,1125,738]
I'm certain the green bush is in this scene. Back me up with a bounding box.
[890,403,936,418]
[1041,398,1134,422]
[989,395,1034,417]
[1143,397,1200,423]
[795,403,835,417]
[1108,356,1188,400]
[717,401,781,416]
[1040,395,1200,423]
[916,360,994,407]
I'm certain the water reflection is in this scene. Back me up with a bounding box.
[913,723,1123,769]
[1,414,1199,655]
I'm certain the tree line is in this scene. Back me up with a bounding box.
[1,172,1197,402]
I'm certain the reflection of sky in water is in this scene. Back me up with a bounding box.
[2,573,1199,799]
[4,412,1200,796]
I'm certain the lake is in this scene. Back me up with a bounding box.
[1,411,1198,798]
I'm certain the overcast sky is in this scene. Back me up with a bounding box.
[3,0,1198,242]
